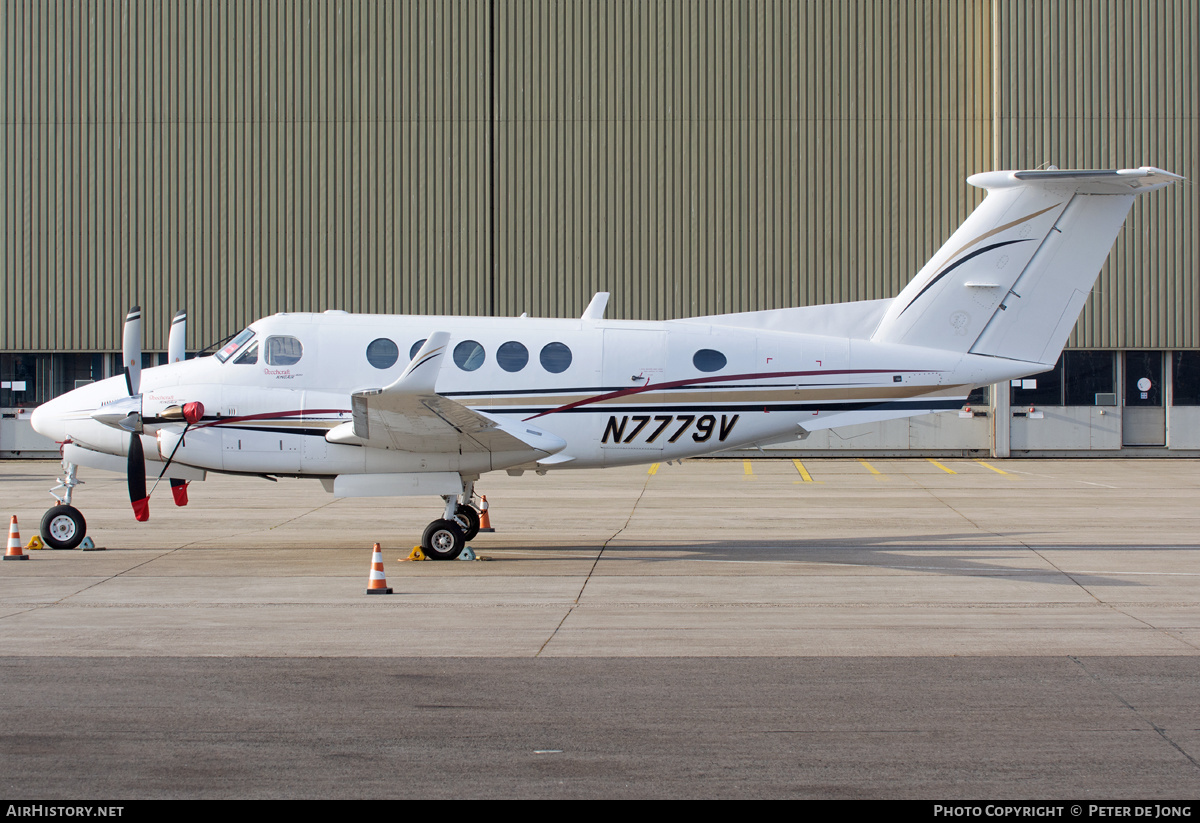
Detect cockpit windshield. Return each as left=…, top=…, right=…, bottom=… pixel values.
left=216, top=328, right=256, bottom=363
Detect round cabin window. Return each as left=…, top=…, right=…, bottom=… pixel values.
left=539, top=342, right=572, bottom=374
left=497, top=341, right=529, bottom=372
left=453, top=340, right=486, bottom=371
left=366, top=338, right=399, bottom=369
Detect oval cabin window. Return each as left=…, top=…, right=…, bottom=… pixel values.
left=692, top=349, right=727, bottom=372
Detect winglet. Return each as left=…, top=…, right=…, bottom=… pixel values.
left=582, top=292, right=610, bottom=320
left=385, top=331, right=450, bottom=394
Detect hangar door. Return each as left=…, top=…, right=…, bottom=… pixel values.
left=1123, top=351, right=1165, bottom=446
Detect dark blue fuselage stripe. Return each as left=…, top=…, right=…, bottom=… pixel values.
left=441, top=381, right=886, bottom=397
left=482, top=399, right=965, bottom=415
left=210, top=399, right=965, bottom=435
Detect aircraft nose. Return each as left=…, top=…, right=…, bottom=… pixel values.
left=30, top=398, right=64, bottom=441
left=30, top=375, right=127, bottom=443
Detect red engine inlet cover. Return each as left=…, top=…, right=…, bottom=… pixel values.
left=183, top=401, right=205, bottom=425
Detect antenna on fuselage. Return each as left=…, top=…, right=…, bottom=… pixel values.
left=582, top=292, right=610, bottom=320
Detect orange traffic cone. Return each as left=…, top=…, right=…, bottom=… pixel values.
left=365, top=543, right=393, bottom=594
left=477, top=495, right=495, bottom=533
left=4, top=516, right=29, bottom=561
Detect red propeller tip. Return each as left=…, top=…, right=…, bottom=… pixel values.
left=132, top=498, right=150, bottom=522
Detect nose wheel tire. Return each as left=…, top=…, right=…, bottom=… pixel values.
left=422, top=519, right=465, bottom=560
left=453, top=504, right=481, bottom=542
left=40, top=505, right=87, bottom=550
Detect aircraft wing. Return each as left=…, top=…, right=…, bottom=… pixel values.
left=326, top=332, right=565, bottom=456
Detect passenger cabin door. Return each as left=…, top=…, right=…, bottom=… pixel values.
left=600, top=328, right=668, bottom=463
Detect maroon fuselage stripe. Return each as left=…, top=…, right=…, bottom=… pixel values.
left=181, top=368, right=941, bottom=428
left=521, top=368, right=934, bottom=421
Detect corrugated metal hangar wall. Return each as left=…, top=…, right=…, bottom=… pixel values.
left=3, top=0, right=1195, bottom=356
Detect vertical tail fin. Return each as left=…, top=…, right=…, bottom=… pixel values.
left=871, top=167, right=1180, bottom=365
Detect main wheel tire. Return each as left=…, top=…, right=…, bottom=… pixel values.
left=453, top=504, right=481, bottom=542
left=422, top=519, right=465, bottom=560
left=40, top=505, right=87, bottom=550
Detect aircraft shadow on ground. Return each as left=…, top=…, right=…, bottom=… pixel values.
left=481, top=532, right=1199, bottom=587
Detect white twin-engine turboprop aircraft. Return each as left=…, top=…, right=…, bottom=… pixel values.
left=31, top=167, right=1180, bottom=557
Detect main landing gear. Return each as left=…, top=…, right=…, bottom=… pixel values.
left=40, top=462, right=88, bottom=550
left=420, top=480, right=483, bottom=561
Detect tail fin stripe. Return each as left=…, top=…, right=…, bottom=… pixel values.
left=871, top=166, right=1178, bottom=358
left=942, top=202, right=1062, bottom=262
left=898, top=238, right=1032, bottom=316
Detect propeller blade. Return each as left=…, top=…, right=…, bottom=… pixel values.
left=149, top=402, right=203, bottom=504
left=123, top=306, right=142, bottom=396
left=168, top=310, right=187, bottom=363
left=128, top=433, right=149, bottom=521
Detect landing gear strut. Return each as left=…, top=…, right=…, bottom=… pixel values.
left=41, top=462, right=88, bottom=550
left=419, top=480, right=482, bottom=560
left=453, top=504, right=481, bottom=542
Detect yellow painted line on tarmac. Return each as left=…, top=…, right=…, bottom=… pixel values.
left=648, top=463, right=659, bottom=475
left=860, top=460, right=887, bottom=480
left=792, top=460, right=814, bottom=482
left=927, top=458, right=957, bottom=474
left=743, top=460, right=757, bottom=480
left=975, top=460, right=1012, bottom=476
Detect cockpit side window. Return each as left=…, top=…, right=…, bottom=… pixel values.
left=266, top=336, right=303, bottom=366
left=233, top=343, right=259, bottom=365
left=216, top=328, right=256, bottom=363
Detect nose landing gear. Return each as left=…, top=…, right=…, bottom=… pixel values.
left=41, top=505, right=87, bottom=550
left=41, top=462, right=88, bottom=550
